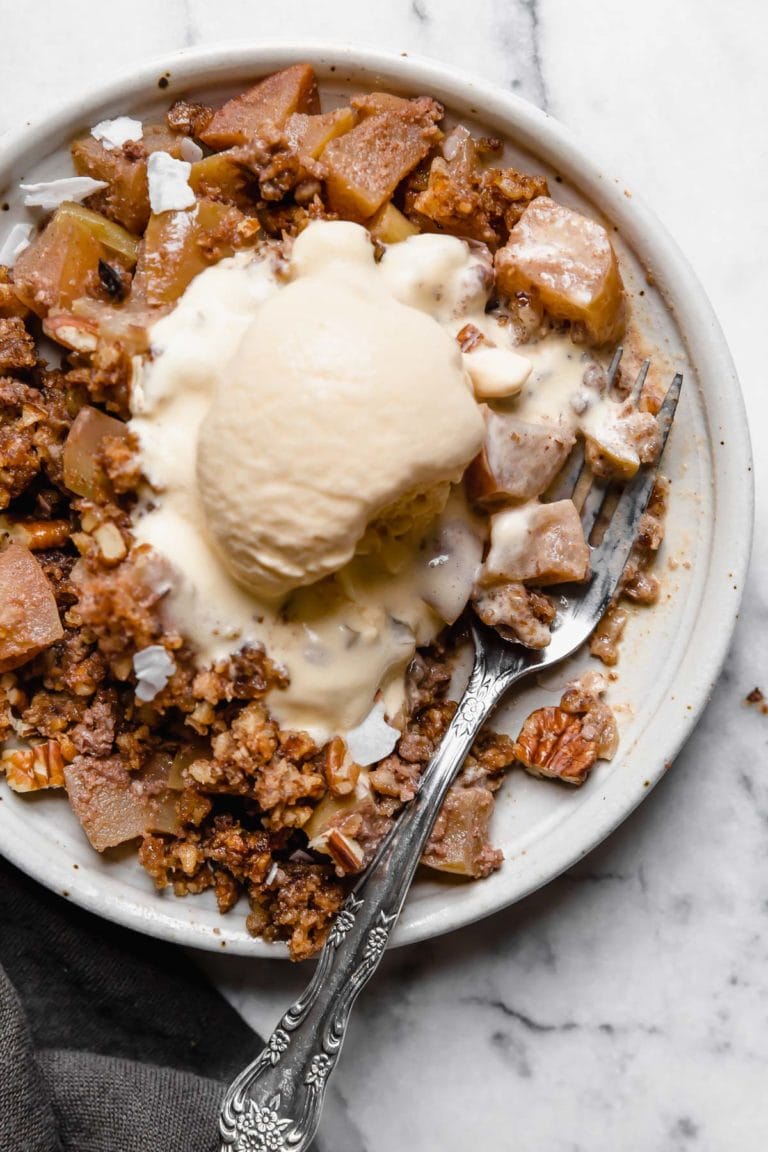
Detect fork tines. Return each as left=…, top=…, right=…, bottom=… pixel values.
left=591, top=368, right=682, bottom=563
left=550, top=354, right=681, bottom=546
left=546, top=346, right=625, bottom=504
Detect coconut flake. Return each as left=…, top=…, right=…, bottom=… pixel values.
left=0, top=222, right=34, bottom=266
left=146, top=152, right=195, bottom=214
left=20, top=177, right=108, bottom=211
left=178, top=137, right=204, bottom=163
left=346, top=701, right=400, bottom=767
left=133, top=645, right=176, bottom=702
left=91, top=116, right=143, bottom=150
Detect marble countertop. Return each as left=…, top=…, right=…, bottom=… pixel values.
left=3, top=2, right=766, bottom=1148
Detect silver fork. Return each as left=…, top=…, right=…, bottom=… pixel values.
left=219, top=360, right=682, bottom=1152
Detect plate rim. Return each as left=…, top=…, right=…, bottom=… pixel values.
left=0, top=41, right=754, bottom=956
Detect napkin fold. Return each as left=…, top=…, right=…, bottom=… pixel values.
left=0, top=857, right=264, bottom=1152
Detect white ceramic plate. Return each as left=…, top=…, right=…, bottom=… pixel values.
left=0, top=44, right=752, bottom=957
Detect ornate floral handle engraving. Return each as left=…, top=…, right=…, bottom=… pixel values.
left=219, top=628, right=527, bottom=1152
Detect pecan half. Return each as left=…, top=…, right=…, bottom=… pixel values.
left=1, top=739, right=65, bottom=792
left=513, top=688, right=618, bottom=786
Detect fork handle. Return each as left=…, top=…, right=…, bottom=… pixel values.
left=219, top=631, right=527, bottom=1152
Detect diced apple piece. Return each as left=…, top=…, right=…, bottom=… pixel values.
left=0, top=543, right=63, bottom=672
left=322, top=104, right=442, bottom=219
left=14, top=202, right=137, bottom=318
left=495, top=197, right=626, bottom=345
left=55, top=201, right=140, bottom=265
left=369, top=200, right=420, bottom=244
left=13, top=210, right=102, bottom=317
left=200, top=64, right=320, bottom=149
left=352, top=92, right=425, bottom=118
left=285, top=107, right=357, bottom=160
left=188, top=150, right=252, bottom=207
left=462, top=346, right=532, bottom=400
left=64, top=750, right=180, bottom=852
left=131, top=198, right=259, bottom=307
left=63, top=405, right=131, bottom=499
left=467, top=408, right=576, bottom=505
left=72, top=135, right=147, bottom=231
left=480, top=500, right=590, bottom=586
left=72, top=125, right=187, bottom=233
left=422, top=785, right=501, bottom=878
left=583, top=407, right=660, bottom=481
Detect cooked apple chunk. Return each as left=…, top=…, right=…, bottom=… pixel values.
left=188, top=150, right=252, bottom=208
left=284, top=107, right=357, bottom=161
left=467, top=408, right=576, bottom=505
left=55, top=201, right=140, bottom=264
left=131, top=198, right=259, bottom=306
left=200, top=64, right=320, bottom=149
left=584, top=406, right=660, bottom=480
left=63, top=405, right=132, bottom=500
left=462, top=346, right=532, bottom=400
left=479, top=500, right=590, bottom=586
left=64, top=751, right=181, bottom=852
left=495, top=197, right=626, bottom=345
left=369, top=200, right=420, bottom=244
left=0, top=543, right=63, bottom=672
left=13, top=202, right=138, bottom=318
left=322, top=99, right=442, bottom=219
left=422, top=785, right=502, bottom=878
left=14, top=209, right=101, bottom=317
left=72, top=125, right=187, bottom=233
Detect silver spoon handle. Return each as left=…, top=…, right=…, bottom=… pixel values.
left=219, top=634, right=527, bottom=1152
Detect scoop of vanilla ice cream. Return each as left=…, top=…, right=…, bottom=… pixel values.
left=196, top=222, right=484, bottom=599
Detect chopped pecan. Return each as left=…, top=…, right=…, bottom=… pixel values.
left=43, top=312, right=99, bottom=353
left=0, top=517, right=70, bottom=550
left=405, top=647, right=452, bottom=713
left=513, top=688, right=618, bottom=786
left=247, top=862, right=345, bottom=961
left=1, top=739, right=65, bottom=791
left=326, top=828, right=365, bottom=874
left=166, top=99, right=214, bottom=137
left=0, top=316, right=36, bottom=372
left=472, top=581, right=555, bottom=648
left=66, top=342, right=134, bottom=418
left=324, top=736, right=359, bottom=796
left=0, top=268, right=29, bottom=320
left=456, top=322, right=487, bottom=353
left=407, top=126, right=548, bottom=247
left=620, top=476, right=668, bottom=605
left=589, top=604, right=629, bottom=667
left=368, top=754, right=422, bottom=803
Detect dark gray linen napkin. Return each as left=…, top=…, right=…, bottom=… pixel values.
left=0, top=857, right=265, bottom=1152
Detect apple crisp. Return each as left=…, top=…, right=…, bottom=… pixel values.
left=0, top=64, right=668, bottom=957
